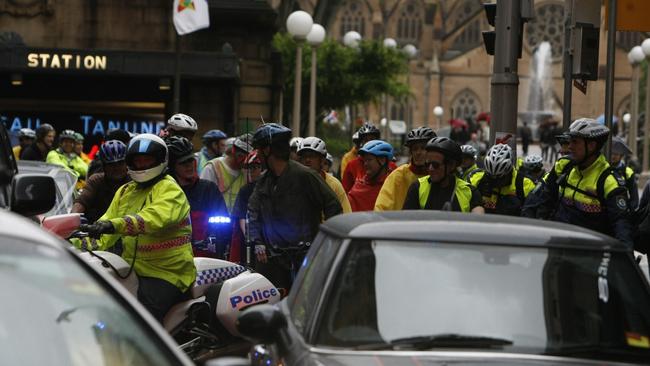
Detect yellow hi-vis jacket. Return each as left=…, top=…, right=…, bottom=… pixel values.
left=46, top=148, right=88, bottom=179
left=374, top=163, right=425, bottom=211
left=74, top=175, right=196, bottom=292
left=417, top=176, right=473, bottom=212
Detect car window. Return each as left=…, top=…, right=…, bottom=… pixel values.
left=315, top=240, right=650, bottom=361
left=288, top=233, right=342, bottom=337
left=0, top=238, right=180, bottom=365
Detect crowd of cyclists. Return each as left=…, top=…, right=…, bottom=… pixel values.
left=9, top=112, right=650, bottom=322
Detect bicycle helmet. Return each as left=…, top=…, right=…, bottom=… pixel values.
left=425, top=137, right=462, bottom=163
left=233, top=135, right=253, bottom=153
left=35, top=123, right=55, bottom=141
left=224, top=137, right=236, bottom=151
left=611, top=136, right=632, bottom=155
left=523, top=154, right=543, bottom=172
left=167, top=113, right=198, bottom=132
left=100, top=140, right=127, bottom=164
left=568, top=118, right=609, bottom=141
left=555, top=133, right=570, bottom=145
left=106, top=129, right=131, bottom=144
left=484, top=144, right=513, bottom=178
left=460, top=145, right=478, bottom=160
left=325, top=153, right=334, bottom=166
left=59, top=129, right=77, bottom=141
left=74, top=132, right=84, bottom=143
left=126, top=134, right=168, bottom=183
left=406, top=127, right=436, bottom=146
left=18, top=128, right=36, bottom=139
left=297, top=136, right=327, bottom=156
left=290, top=137, right=304, bottom=150
left=252, top=123, right=292, bottom=148
left=358, top=123, right=381, bottom=138
left=166, top=135, right=195, bottom=164
left=359, top=140, right=394, bottom=160
left=202, top=129, right=227, bottom=144
left=352, top=132, right=360, bottom=144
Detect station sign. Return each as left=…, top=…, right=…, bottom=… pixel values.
left=26, top=52, right=108, bottom=71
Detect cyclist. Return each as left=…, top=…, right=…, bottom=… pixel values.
left=610, top=136, right=639, bottom=209
left=13, top=128, right=35, bottom=160
left=469, top=144, right=535, bottom=216
left=289, top=137, right=303, bottom=161
left=298, top=136, right=352, bottom=213
left=165, top=113, right=198, bottom=141
left=522, top=119, right=633, bottom=247
left=197, top=129, right=228, bottom=175
left=374, top=127, right=436, bottom=211
left=248, top=123, right=341, bottom=291
left=72, top=140, right=130, bottom=224
left=348, top=140, right=394, bottom=212
left=340, top=131, right=361, bottom=177
left=556, top=132, right=571, bottom=158
left=21, top=123, right=55, bottom=162
left=342, top=123, right=396, bottom=192
left=88, top=128, right=132, bottom=178
left=46, top=129, right=88, bottom=180
left=323, top=153, right=334, bottom=173
left=458, top=145, right=482, bottom=181
left=521, top=154, right=545, bottom=183
left=200, top=134, right=253, bottom=213
left=74, top=132, right=91, bottom=164
left=403, top=137, right=484, bottom=213
left=167, top=136, right=229, bottom=258
left=75, top=134, right=196, bottom=322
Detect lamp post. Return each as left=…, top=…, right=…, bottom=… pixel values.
left=286, top=10, right=313, bottom=137
left=433, top=106, right=444, bottom=131
left=383, top=38, right=397, bottom=126
left=343, top=31, right=362, bottom=137
left=383, top=38, right=397, bottom=49
left=403, top=44, right=418, bottom=131
left=628, top=45, right=645, bottom=158
left=306, top=24, right=326, bottom=137
left=641, top=39, right=650, bottom=173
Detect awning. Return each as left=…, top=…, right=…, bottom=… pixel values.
left=389, top=120, right=407, bottom=135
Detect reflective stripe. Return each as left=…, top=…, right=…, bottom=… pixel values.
left=138, top=235, right=191, bottom=253
left=561, top=197, right=603, bottom=213
left=135, top=214, right=145, bottom=233
left=195, top=265, right=247, bottom=286
left=124, top=216, right=136, bottom=235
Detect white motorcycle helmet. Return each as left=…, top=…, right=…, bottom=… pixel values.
left=167, top=113, right=198, bottom=132
left=126, top=134, right=168, bottom=183
left=297, top=136, right=327, bottom=156
left=484, top=144, right=513, bottom=178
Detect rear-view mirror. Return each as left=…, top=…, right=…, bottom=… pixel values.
left=10, top=173, right=56, bottom=217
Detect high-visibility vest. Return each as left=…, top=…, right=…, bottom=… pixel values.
left=417, top=176, right=473, bottom=212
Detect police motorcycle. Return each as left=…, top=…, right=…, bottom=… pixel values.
left=42, top=212, right=281, bottom=361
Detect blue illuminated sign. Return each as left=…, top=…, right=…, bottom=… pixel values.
left=1, top=113, right=165, bottom=136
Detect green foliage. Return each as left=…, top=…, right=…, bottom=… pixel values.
left=272, top=32, right=410, bottom=134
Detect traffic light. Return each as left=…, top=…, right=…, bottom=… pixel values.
left=482, top=3, right=496, bottom=56
left=570, top=0, right=601, bottom=81
left=482, top=1, right=533, bottom=59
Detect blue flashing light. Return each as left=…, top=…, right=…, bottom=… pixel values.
left=266, top=360, right=271, bottom=366
left=302, top=256, right=308, bottom=268
left=94, top=321, right=106, bottom=330
left=208, top=216, right=231, bottom=224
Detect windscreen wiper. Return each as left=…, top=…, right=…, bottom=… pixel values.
left=356, top=333, right=513, bottom=350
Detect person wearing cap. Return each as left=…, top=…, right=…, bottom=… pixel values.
left=197, top=129, right=228, bottom=175
left=374, top=127, right=436, bottom=211
left=73, top=132, right=91, bottom=165
left=46, top=129, right=88, bottom=180
left=458, top=144, right=482, bottom=181
left=200, top=134, right=253, bottom=213
left=403, top=137, right=484, bottom=213
left=248, top=123, right=341, bottom=291
left=72, top=140, right=131, bottom=225
left=167, top=136, right=229, bottom=258
left=340, top=131, right=361, bottom=178
left=21, top=123, right=55, bottom=162
left=13, top=128, right=35, bottom=160
left=610, top=136, right=639, bottom=209
left=348, top=140, right=394, bottom=212
left=298, top=137, right=351, bottom=213
left=522, top=118, right=633, bottom=247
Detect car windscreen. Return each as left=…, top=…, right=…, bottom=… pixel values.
left=315, top=240, right=650, bottom=362
left=0, top=237, right=179, bottom=365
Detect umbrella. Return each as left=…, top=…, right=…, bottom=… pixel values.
left=450, top=119, right=468, bottom=129
left=596, top=114, right=619, bottom=125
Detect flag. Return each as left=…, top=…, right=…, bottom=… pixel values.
left=173, top=0, right=210, bottom=36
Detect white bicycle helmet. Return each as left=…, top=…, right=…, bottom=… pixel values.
left=297, top=136, right=327, bottom=156
left=167, top=113, right=198, bottom=132
left=233, top=135, right=253, bottom=153
left=523, top=154, right=543, bottom=171
left=126, top=134, right=168, bottom=183
left=19, top=128, right=36, bottom=139
left=290, top=137, right=304, bottom=150
left=484, top=144, right=513, bottom=178
left=460, top=145, right=478, bottom=160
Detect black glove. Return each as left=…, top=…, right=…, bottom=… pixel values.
left=80, top=221, right=115, bottom=238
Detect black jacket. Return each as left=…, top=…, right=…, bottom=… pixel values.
left=248, top=160, right=342, bottom=249
left=20, top=143, right=47, bottom=161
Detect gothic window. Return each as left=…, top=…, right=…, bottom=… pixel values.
left=339, top=0, right=367, bottom=38
left=396, top=0, right=423, bottom=45
left=445, top=1, right=483, bottom=57
left=451, top=89, right=481, bottom=120
left=618, top=32, right=644, bottom=52
left=525, top=2, right=564, bottom=61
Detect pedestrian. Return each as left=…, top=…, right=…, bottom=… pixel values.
left=519, top=121, right=532, bottom=156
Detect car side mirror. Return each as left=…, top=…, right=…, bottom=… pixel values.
left=237, top=304, right=287, bottom=344
left=10, top=173, right=56, bottom=217
left=204, top=357, right=251, bottom=366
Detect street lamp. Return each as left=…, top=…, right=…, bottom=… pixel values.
left=306, top=23, right=326, bottom=137
left=403, top=44, right=418, bottom=131
left=287, top=10, right=313, bottom=137
left=628, top=45, right=645, bottom=159
left=641, top=39, right=650, bottom=173
left=383, top=38, right=397, bottom=49
left=343, top=31, right=361, bottom=49
left=433, top=106, right=444, bottom=130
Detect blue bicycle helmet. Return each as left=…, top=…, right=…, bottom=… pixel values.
left=202, top=129, right=227, bottom=144
left=252, top=123, right=292, bottom=148
left=100, top=140, right=127, bottom=164
left=359, top=140, right=394, bottom=160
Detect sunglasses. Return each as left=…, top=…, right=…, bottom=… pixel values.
left=425, top=160, right=444, bottom=169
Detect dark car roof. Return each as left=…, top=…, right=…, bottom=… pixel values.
left=320, top=211, right=626, bottom=251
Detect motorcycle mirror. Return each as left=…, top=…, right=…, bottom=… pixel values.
left=10, top=173, right=56, bottom=217
left=236, top=304, right=287, bottom=344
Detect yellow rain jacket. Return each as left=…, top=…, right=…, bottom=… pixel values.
left=374, top=164, right=425, bottom=211
left=340, top=146, right=358, bottom=177
left=46, top=148, right=88, bottom=179
left=73, top=175, right=196, bottom=292
left=324, top=172, right=352, bottom=213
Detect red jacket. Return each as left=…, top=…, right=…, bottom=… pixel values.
left=342, top=156, right=397, bottom=193
left=348, top=173, right=390, bottom=212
